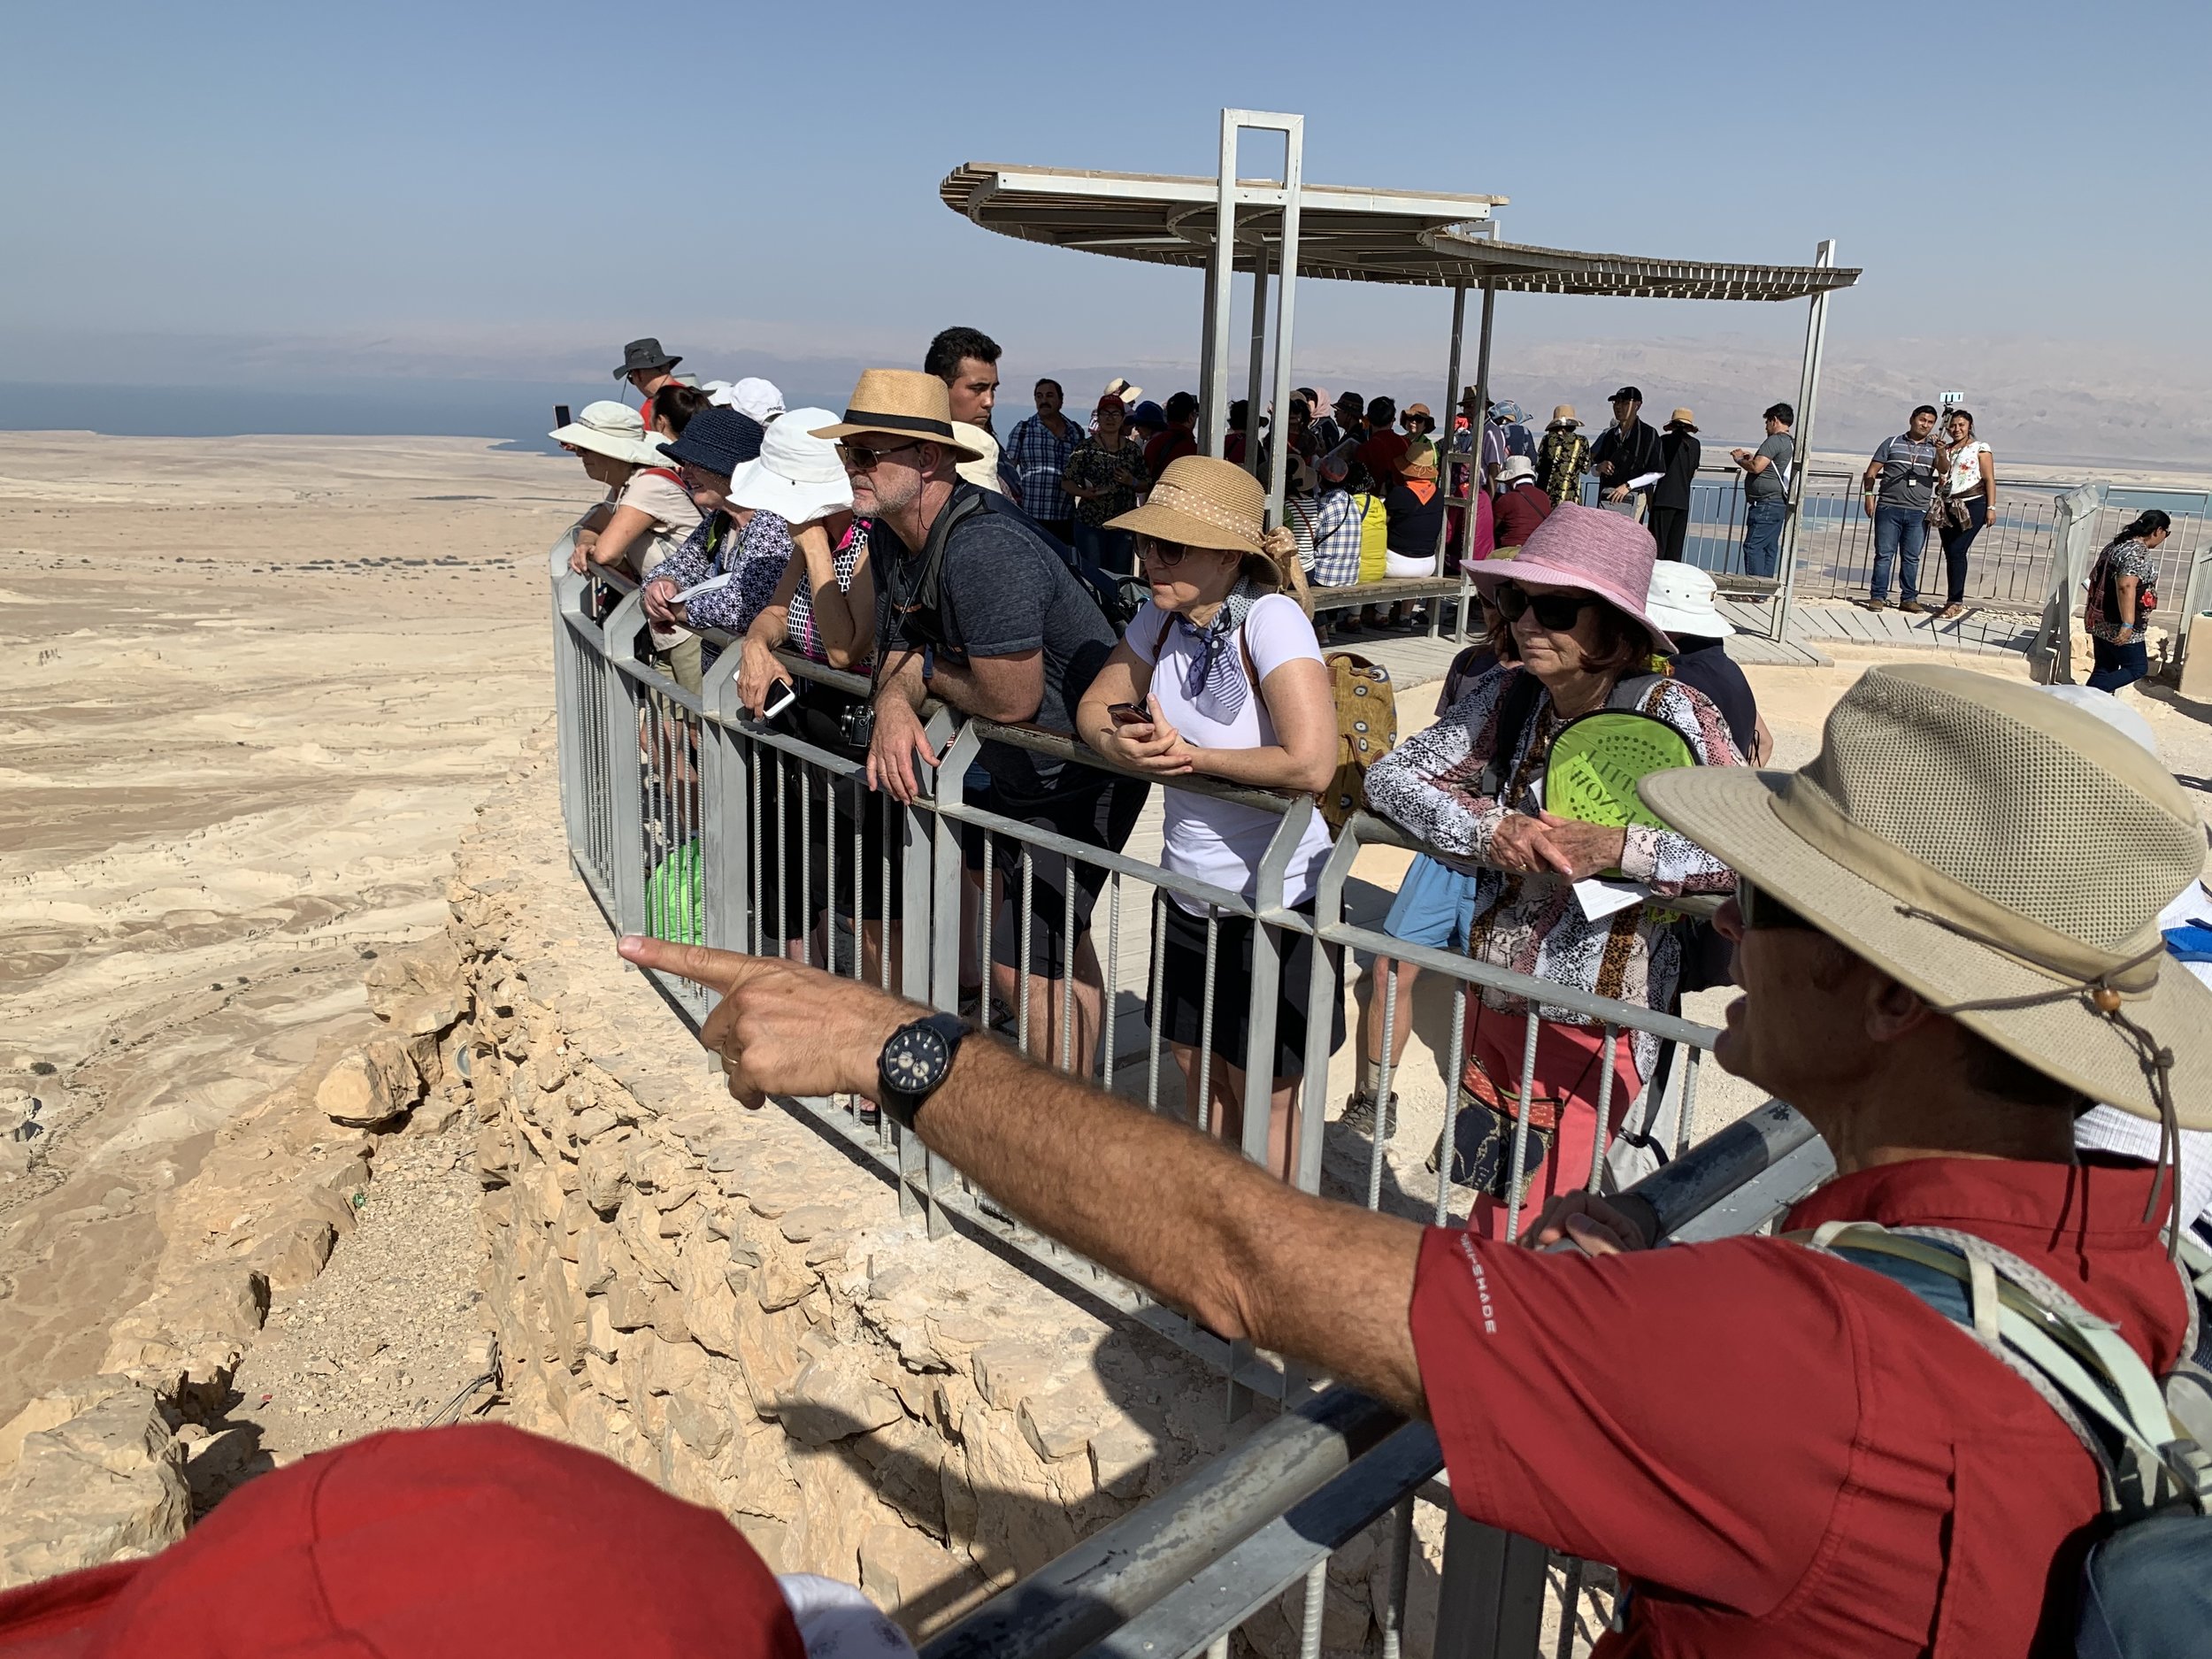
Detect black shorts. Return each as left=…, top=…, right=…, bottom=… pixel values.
left=1150, top=900, right=1346, bottom=1080
left=978, top=777, right=1148, bottom=979
left=749, top=734, right=902, bottom=944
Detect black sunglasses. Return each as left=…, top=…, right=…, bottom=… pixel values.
left=1137, top=536, right=1194, bottom=569
left=837, top=438, right=925, bottom=472
left=1490, top=581, right=1595, bottom=631
left=1740, top=881, right=1815, bottom=932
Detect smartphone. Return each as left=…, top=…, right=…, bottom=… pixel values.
left=553, top=403, right=572, bottom=429
left=1106, top=703, right=1148, bottom=727
left=760, top=680, right=800, bottom=723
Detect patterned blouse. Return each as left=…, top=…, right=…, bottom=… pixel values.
left=650, top=508, right=795, bottom=638
left=1363, top=664, right=1743, bottom=1076
left=786, top=519, right=872, bottom=669
left=1063, top=436, right=1148, bottom=527
left=2086, top=537, right=2156, bottom=643
left=1537, top=429, right=1591, bottom=506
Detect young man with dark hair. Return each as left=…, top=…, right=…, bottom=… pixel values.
left=1355, top=396, right=1407, bottom=484
left=1000, top=378, right=1082, bottom=546
left=1730, top=403, right=1795, bottom=582
left=1860, top=403, right=1942, bottom=613
left=812, top=370, right=1142, bottom=1073
left=633, top=661, right=2210, bottom=1659
left=924, top=326, right=1005, bottom=495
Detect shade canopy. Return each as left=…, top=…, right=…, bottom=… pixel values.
left=941, top=162, right=1860, bottom=301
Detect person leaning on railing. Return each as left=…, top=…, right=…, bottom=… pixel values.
left=723, top=410, right=899, bottom=979
left=625, top=662, right=2212, bottom=1658
left=1361, top=504, right=1743, bottom=1238
left=639, top=408, right=793, bottom=651
left=554, top=401, right=705, bottom=692
left=1075, top=456, right=1343, bottom=1181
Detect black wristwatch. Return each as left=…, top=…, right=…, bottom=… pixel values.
left=875, top=1012, right=966, bottom=1133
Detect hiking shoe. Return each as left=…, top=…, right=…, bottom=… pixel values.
left=1898, top=600, right=1925, bottom=615
left=1340, top=1089, right=1398, bottom=1140
left=1937, top=603, right=1965, bottom=620
left=1858, top=598, right=1888, bottom=612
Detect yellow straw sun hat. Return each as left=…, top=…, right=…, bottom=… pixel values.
left=809, top=369, right=984, bottom=462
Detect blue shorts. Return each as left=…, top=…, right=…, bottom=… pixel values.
left=1382, top=854, right=1480, bottom=951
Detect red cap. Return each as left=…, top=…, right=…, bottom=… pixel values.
left=0, top=1425, right=805, bottom=1659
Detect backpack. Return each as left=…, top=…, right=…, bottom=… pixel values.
left=1150, top=610, right=1396, bottom=832
left=1802, top=1221, right=2212, bottom=1657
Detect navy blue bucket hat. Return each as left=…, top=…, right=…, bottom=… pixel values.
left=659, top=408, right=764, bottom=476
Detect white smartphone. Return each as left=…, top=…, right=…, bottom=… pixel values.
left=760, top=680, right=800, bottom=722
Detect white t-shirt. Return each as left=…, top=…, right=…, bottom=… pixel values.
left=1944, top=439, right=1990, bottom=498
left=1128, top=593, right=1336, bottom=914
left=619, top=469, right=703, bottom=648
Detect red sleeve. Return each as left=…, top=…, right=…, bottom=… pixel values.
left=1409, top=1227, right=1862, bottom=1617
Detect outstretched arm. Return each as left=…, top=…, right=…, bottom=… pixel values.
left=618, top=940, right=1428, bottom=1417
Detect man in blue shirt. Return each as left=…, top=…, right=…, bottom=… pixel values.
left=1000, top=379, right=1084, bottom=548
left=1860, top=404, right=1940, bottom=613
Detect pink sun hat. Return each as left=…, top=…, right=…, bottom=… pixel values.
left=1467, top=502, right=1678, bottom=652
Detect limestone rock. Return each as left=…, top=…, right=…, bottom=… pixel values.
left=247, top=1217, right=337, bottom=1290
left=780, top=1356, right=903, bottom=1447
left=315, top=1037, right=424, bottom=1128
left=858, top=1522, right=985, bottom=1636
left=969, top=1339, right=1057, bottom=1411
left=579, top=1141, right=630, bottom=1216
left=0, top=1377, right=135, bottom=1471
left=0, top=1389, right=188, bottom=1589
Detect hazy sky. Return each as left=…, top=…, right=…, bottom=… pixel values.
left=4, top=1, right=2206, bottom=453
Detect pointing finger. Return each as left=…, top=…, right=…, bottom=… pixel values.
left=618, top=935, right=766, bottom=995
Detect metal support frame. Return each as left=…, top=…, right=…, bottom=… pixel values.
left=1435, top=283, right=1468, bottom=579
left=1198, top=108, right=1304, bottom=526
left=1771, top=239, right=1837, bottom=646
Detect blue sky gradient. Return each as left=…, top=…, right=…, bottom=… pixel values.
left=4, top=2, right=2205, bottom=459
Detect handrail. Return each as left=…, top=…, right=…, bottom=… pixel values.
left=920, top=1094, right=1824, bottom=1659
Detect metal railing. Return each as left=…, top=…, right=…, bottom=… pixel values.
left=547, top=527, right=1847, bottom=1657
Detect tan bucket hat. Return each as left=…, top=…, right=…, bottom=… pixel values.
left=1641, top=663, right=2212, bottom=1125
left=1666, top=408, right=1698, bottom=431
left=809, top=369, right=984, bottom=462
left=1550, top=404, right=1579, bottom=427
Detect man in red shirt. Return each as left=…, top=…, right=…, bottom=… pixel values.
left=626, top=662, right=2210, bottom=1656
left=1144, top=391, right=1200, bottom=483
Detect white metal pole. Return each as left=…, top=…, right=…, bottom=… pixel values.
left=1772, top=240, right=1836, bottom=648
left=1459, top=280, right=1496, bottom=568
left=1263, top=118, right=1303, bottom=528
left=1436, top=282, right=1467, bottom=576
left=1243, top=250, right=1270, bottom=470
left=1204, top=110, right=1239, bottom=458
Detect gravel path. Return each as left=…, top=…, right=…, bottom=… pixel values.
left=216, top=1114, right=494, bottom=1487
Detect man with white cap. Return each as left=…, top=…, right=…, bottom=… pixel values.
left=710, top=377, right=785, bottom=426
left=626, top=658, right=2212, bottom=1655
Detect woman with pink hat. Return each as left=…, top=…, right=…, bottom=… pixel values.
left=1363, top=504, right=1743, bottom=1237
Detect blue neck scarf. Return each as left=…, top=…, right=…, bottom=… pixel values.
left=1179, top=579, right=1260, bottom=721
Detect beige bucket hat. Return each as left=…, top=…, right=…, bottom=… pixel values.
left=809, top=369, right=984, bottom=462
left=1641, top=663, right=2212, bottom=1125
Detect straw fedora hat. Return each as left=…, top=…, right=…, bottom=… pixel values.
left=1641, top=663, right=2212, bottom=1126
left=549, top=400, right=666, bottom=468
left=809, top=370, right=984, bottom=462
left=1106, top=456, right=1308, bottom=607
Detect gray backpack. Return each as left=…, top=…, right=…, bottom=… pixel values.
left=1804, top=1222, right=2212, bottom=1657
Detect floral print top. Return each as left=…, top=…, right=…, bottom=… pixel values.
left=1362, top=664, right=1743, bottom=1076
left=1062, top=436, right=1148, bottom=528
left=651, top=508, right=795, bottom=638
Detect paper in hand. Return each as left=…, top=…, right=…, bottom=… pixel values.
left=1572, top=878, right=1649, bottom=922
left=673, top=572, right=733, bottom=603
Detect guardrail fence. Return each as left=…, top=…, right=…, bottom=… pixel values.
left=546, top=526, right=1852, bottom=1656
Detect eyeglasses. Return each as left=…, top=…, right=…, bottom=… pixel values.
left=1739, top=881, right=1816, bottom=933
left=1490, top=581, right=1595, bottom=631
left=1137, top=537, right=1193, bottom=569
left=837, top=439, right=925, bottom=472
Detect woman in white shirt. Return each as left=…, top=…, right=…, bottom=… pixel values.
left=1935, top=409, right=1996, bottom=620
left=554, top=399, right=705, bottom=690
left=1078, top=457, right=1342, bottom=1179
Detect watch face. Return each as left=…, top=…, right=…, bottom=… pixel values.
left=882, top=1023, right=951, bottom=1096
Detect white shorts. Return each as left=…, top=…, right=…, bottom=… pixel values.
left=1383, top=552, right=1436, bottom=579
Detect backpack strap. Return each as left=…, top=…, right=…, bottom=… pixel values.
left=1473, top=668, right=1547, bottom=803
left=1801, top=1222, right=2211, bottom=1517
left=1605, top=671, right=1670, bottom=713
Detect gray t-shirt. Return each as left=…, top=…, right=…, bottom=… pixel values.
left=873, top=488, right=1117, bottom=797
left=1871, top=434, right=1939, bottom=511
left=1745, top=432, right=1793, bottom=501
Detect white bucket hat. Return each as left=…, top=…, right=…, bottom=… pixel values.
left=549, top=400, right=666, bottom=468
left=727, top=406, right=854, bottom=525
left=1644, top=560, right=1733, bottom=640
left=711, top=377, right=786, bottom=424
left=1498, top=454, right=1538, bottom=485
